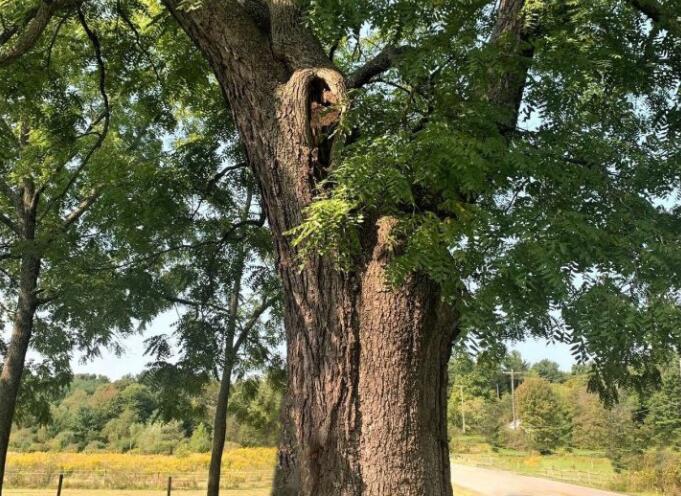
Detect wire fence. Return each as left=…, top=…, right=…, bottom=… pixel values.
left=4, top=468, right=274, bottom=494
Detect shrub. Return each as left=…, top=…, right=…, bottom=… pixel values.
left=189, top=423, right=211, bottom=453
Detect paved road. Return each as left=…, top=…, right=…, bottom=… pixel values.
left=451, top=464, right=626, bottom=496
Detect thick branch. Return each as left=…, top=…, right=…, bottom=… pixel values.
left=347, top=45, right=411, bottom=89
left=487, top=0, right=534, bottom=136
left=627, top=0, right=681, bottom=38
left=266, top=0, right=330, bottom=70
left=0, top=0, right=81, bottom=66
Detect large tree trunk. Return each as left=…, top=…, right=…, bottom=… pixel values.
left=160, top=1, right=527, bottom=494
left=163, top=3, right=458, bottom=494
left=273, top=218, right=457, bottom=496
left=0, top=183, right=40, bottom=496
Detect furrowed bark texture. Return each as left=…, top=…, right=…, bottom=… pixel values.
left=161, top=0, right=528, bottom=494
left=0, top=184, right=41, bottom=496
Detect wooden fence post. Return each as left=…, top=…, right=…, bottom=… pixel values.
left=167, top=476, right=172, bottom=496
left=56, top=473, right=64, bottom=496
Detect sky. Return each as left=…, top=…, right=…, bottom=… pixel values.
left=68, top=310, right=577, bottom=380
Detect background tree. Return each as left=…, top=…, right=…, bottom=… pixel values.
left=530, top=360, right=566, bottom=384
left=0, top=1, right=171, bottom=487
left=516, top=377, right=571, bottom=454
left=144, top=171, right=282, bottom=496
left=0, top=0, right=238, bottom=488
left=645, top=361, right=681, bottom=449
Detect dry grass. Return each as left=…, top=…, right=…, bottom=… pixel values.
left=4, top=490, right=270, bottom=496
left=5, top=488, right=477, bottom=496
left=6, top=449, right=276, bottom=472
left=4, top=450, right=276, bottom=491
left=452, top=484, right=482, bottom=496
left=3, top=450, right=483, bottom=495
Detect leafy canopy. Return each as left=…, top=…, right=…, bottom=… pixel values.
left=292, top=0, right=681, bottom=399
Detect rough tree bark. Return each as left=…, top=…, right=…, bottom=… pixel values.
left=157, top=1, right=530, bottom=494
left=0, top=180, right=41, bottom=496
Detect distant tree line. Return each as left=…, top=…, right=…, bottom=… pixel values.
left=9, top=373, right=283, bottom=455
left=448, top=350, right=681, bottom=466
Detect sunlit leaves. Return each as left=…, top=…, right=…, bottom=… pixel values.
left=291, top=0, right=681, bottom=397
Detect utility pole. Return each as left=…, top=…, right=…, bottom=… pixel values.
left=458, top=385, right=466, bottom=433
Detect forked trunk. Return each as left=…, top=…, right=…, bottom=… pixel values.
left=162, top=2, right=459, bottom=494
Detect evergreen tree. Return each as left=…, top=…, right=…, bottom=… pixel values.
left=646, top=364, right=681, bottom=449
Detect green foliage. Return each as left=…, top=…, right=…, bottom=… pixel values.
left=645, top=363, right=681, bottom=449
left=0, top=0, right=218, bottom=423
left=530, top=359, right=566, bottom=383
left=292, top=0, right=681, bottom=399
left=227, top=373, right=284, bottom=447
left=188, top=423, right=211, bottom=453
left=9, top=372, right=282, bottom=453
left=515, top=377, right=571, bottom=453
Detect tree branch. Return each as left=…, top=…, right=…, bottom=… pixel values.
left=233, top=295, right=276, bottom=354
left=627, top=0, right=681, bottom=38
left=0, top=0, right=81, bottom=66
left=91, top=215, right=267, bottom=272
left=39, top=8, right=110, bottom=219
left=161, top=293, right=230, bottom=315
left=487, top=0, right=535, bottom=137
left=206, top=162, right=248, bottom=192
left=347, top=45, right=411, bottom=89
left=61, top=186, right=101, bottom=228
left=0, top=213, right=20, bottom=235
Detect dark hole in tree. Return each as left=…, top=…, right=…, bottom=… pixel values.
left=308, top=77, right=339, bottom=185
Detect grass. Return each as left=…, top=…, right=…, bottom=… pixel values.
left=452, top=485, right=482, bottom=496
left=3, top=491, right=270, bottom=496
left=5, top=486, right=480, bottom=496
left=4, top=450, right=276, bottom=491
